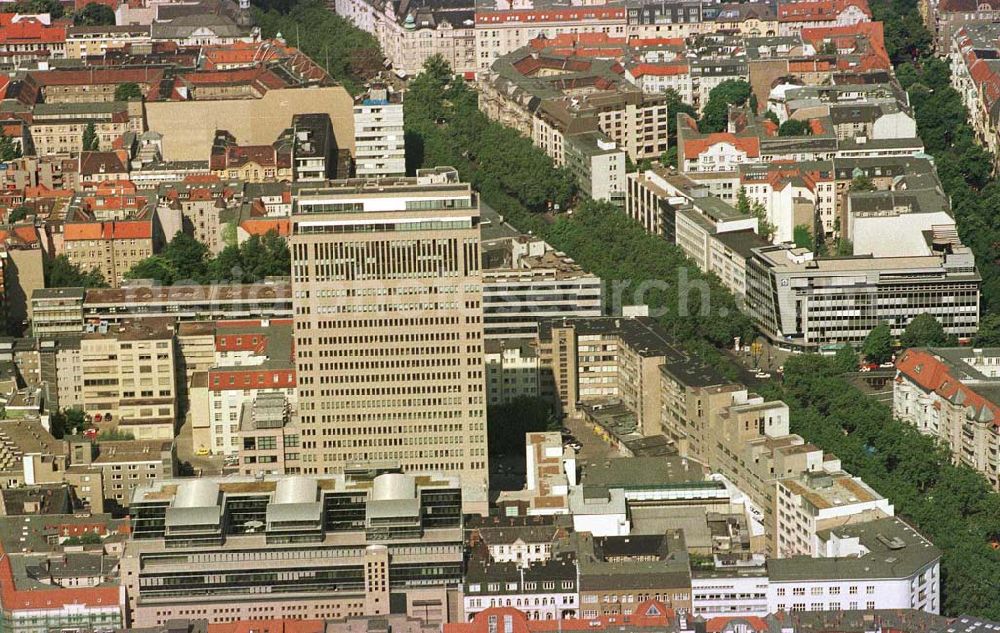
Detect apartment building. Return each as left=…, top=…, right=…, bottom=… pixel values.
left=77, top=318, right=177, bottom=440
left=81, top=282, right=293, bottom=325
left=39, top=335, right=84, bottom=410
left=122, top=471, right=465, bottom=626
left=481, top=47, right=669, bottom=163
left=30, top=288, right=85, bottom=337
left=625, top=167, right=767, bottom=302
left=0, top=419, right=67, bottom=489
left=237, top=391, right=302, bottom=476
left=334, top=0, right=476, bottom=76
left=894, top=347, right=1000, bottom=489
left=354, top=85, right=405, bottom=179
left=64, top=25, right=152, bottom=58
left=28, top=101, right=142, bottom=156
left=745, top=244, right=980, bottom=348
left=481, top=246, right=602, bottom=339
left=200, top=319, right=296, bottom=456
left=564, top=131, right=626, bottom=204
left=463, top=550, right=579, bottom=620
left=485, top=339, right=540, bottom=405
left=768, top=517, right=940, bottom=614
left=62, top=218, right=155, bottom=288
left=775, top=468, right=893, bottom=558
left=626, top=0, right=705, bottom=40
left=156, top=179, right=242, bottom=255
left=537, top=316, right=680, bottom=433
left=474, top=3, right=626, bottom=73
left=66, top=437, right=176, bottom=510
left=290, top=168, right=488, bottom=512
left=561, top=531, right=693, bottom=616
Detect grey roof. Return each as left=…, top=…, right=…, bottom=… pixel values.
left=768, top=517, right=941, bottom=581
left=151, top=14, right=245, bottom=39
left=579, top=455, right=706, bottom=490
left=566, top=530, right=692, bottom=590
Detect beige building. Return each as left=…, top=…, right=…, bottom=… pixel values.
left=485, top=339, right=540, bottom=406
left=237, top=391, right=301, bottom=476
left=77, top=318, right=177, bottom=440
left=122, top=472, right=465, bottom=626
left=537, top=316, right=684, bottom=434
left=475, top=5, right=627, bottom=73
left=62, top=218, right=155, bottom=288
left=64, top=25, right=152, bottom=58
left=290, top=167, right=488, bottom=513
left=31, top=288, right=85, bottom=337
left=775, top=467, right=893, bottom=558
left=67, top=437, right=175, bottom=510
left=0, top=419, right=67, bottom=489
left=29, top=101, right=143, bottom=156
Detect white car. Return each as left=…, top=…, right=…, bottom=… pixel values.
left=754, top=371, right=771, bottom=379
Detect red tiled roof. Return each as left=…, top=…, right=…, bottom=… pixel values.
left=64, top=223, right=103, bottom=240
left=64, top=220, right=151, bottom=241
left=0, top=16, right=67, bottom=45
left=240, top=218, right=289, bottom=237
left=683, top=133, right=760, bottom=160
left=706, top=616, right=768, bottom=633
left=628, top=62, right=689, bottom=78
left=446, top=601, right=674, bottom=633
left=476, top=7, right=625, bottom=24
left=778, top=0, right=871, bottom=21
left=895, top=349, right=1000, bottom=429
left=0, top=549, right=120, bottom=612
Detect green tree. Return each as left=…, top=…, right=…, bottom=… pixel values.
left=162, top=232, right=210, bottom=282
left=63, top=532, right=103, bottom=545
left=833, top=344, right=859, bottom=373
left=7, top=205, right=30, bottom=223
left=253, top=0, right=383, bottom=94
left=0, top=132, right=21, bottom=162
left=114, top=82, right=142, bottom=101
left=901, top=313, right=948, bottom=348
left=13, top=0, right=64, bottom=18
left=862, top=322, right=894, bottom=364
left=74, top=2, right=117, bottom=25
left=793, top=224, right=814, bottom=250
left=778, top=119, right=813, bottom=136
left=850, top=175, right=877, bottom=191
left=124, top=255, right=176, bottom=284
left=974, top=312, right=1000, bottom=346
left=44, top=255, right=108, bottom=288
left=737, top=188, right=775, bottom=241
left=763, top=110, right=780, bottom=125
left=699, top=79, right=751, bottom=133
left=82, top=123, right=99, bottom=151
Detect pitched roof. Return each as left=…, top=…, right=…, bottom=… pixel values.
left=895, top=348, right=1000, bottom=428
left=777, top=0, right=871, bottom=22
left=683, top=133, right=760, bottom=160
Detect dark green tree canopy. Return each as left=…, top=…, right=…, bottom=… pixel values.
left=699, top=80, right=752, bottom=133
left=901, top=313, right=948, bottom=348
left=44, top=255, right=108, bottom=288
left=114, top=82, right=143, bottom=101
left=862, top=322, right=894, bottom=364
left=74, top=2, right=116, bottom=25
left=778, top=119, right=813, bottom=137
left=82, top=123, right=100, bottom=151
left=13, top=0, right=64, bottom=17
left=124, top=230, right=291, bottom=285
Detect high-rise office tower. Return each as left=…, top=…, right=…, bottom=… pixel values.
left=353, top=85, right=405, bottom=178
left=290, top=167, right=488, bottom=512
